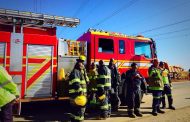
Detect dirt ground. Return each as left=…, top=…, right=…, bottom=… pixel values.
left=131, top=106, right=190, bottom=122
left=14, top=81, right=190, bottom=122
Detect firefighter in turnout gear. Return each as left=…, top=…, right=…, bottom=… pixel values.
left=68, top=60, right=87, bottom=122
left=77, top=55, right=89, bottom=84
left=125, top=63, right=144, bottom=118
left=87, top=62, right=98, bottom=112
left=0, top=66, right=20, bottom=122
left=108, top=58, right=121, bottom=112
left=148, top=59, right=165, bottom=116
left=96, top=60, right=111, bottom=119
left=159, top=62, right=175, bottom=110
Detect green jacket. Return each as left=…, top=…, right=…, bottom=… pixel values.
left=148, top=66, right=164, bottom=91
left=0, top=66, right=20, bottom=107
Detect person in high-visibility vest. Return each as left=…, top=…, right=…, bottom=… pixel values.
left=86, top=62, right=98, bottom=112
left=159, top=62, right=175, bottom=110
left=96, top=60, right=111, bottom=120
left=148, top=59, right=165, bottom=116
left=68, top=61, right=87, bottom=122
left=0, top=66, right=20, bottom=122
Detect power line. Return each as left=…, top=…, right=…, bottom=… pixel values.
left=119, top=0, right=190, bottom=31
left=81, top=0, right=105, bottom=22
left=147, top=27, right=190, bottom=37
left=156, top=32, right=190, bottom=40
left=73, top=0, right=90, bottom=17
left=135, top=18, right=190, bottom=35
left=58, top=0, right=90, bottom=37
left=70, top=0, right=105, bottom=39
left=92, top=0, right=140, bottom=28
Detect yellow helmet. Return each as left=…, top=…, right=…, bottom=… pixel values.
left=74, top=95, right=87, bottom=106
left=79, top=55, right=86, bottom=61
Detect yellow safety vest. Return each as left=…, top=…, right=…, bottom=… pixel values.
left=161, top=69, right=170, bottom=84
left=148, top=67, right=164, bottom=91
left=0, top=66, right=20, bottom=107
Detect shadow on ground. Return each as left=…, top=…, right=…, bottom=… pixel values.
left=15, top=100, right=71, bottom=122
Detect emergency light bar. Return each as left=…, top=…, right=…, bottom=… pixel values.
left=0, top=8, right=80, bottom=28
left=88, top=28, right=152, bottom=41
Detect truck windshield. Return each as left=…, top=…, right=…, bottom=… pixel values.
left=135, top=42, right=152, bottom=58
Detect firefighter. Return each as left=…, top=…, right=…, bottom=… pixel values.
left=96, top=60, right=111, bottom=119
left=0, top=66, right=20, bottom=122
left=148, top=59, right=165, bottom=116
left=125, top=63, right=144, bottom=118
left=108, top=58, right=121, bottom=112
left=68, top=61, right=87, bottom=122
left=159, top=62, right=175, bottom=110
left=87, top=62, right=98, bottom=112
left=77, top=55, right=89, bottom=85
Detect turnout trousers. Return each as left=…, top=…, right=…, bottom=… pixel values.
left=161, top=84, right=173, bottom=107
left=152, top=90, right=162, bottom=112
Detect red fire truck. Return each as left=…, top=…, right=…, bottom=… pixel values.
left=0, top=8, right=157, bottom=113
left=77, top=29, right=157, bottom=76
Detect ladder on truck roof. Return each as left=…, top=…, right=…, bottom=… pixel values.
left=0, top=8, right=80, bottom=28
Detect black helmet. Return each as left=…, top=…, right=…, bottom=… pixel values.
left=159, top=61, right=164, bottom=66
left=131, top=62, right=137, bottom=67
left=99, top=60, right=104, bottom=65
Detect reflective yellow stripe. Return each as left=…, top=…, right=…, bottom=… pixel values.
left=69, top=78, right=80, bottom=85
left=166, top=94, right=172, bottom=97
left=91, top=88, right=97, bottom=91
left=100, top=104, right=109, bottom=110
left=89, top=76, right=97, bottom=80
left=69, top=88, right=83, bottom=93
left=148, top=86, right=163, bottom=90
left=82, top=88, right=87, bottom=93
left=99, top=75, right=111, bottom=79
left=74, top=116, right=84, bottom=120
left=97, top=84, right=104, bottom=87
left=153, top=96, right=161, bottom=99
left=28, top=56, right=51, bottom=59
left=80, top=80, right=86, bottom=85
left=104, top=83, right=111, bottom=87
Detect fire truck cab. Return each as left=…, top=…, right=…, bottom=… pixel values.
left=77, top=29, right=157, bottom=77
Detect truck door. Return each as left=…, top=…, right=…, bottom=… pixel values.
left=115, top=38, right=132, bottom=74
left=26, top=45, right=53, bottom=98
left=94, top=35, right=117, bottom=65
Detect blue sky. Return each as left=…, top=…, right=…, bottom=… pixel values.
left=1, top=0, right=190, bottom=70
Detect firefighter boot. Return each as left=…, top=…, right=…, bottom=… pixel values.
left=134, top=109, right=143, bottom=117
left=128, top=110, right=136, bottom=118
left=134, top=111, right=143, bottom=117
left=152, top=108, right=158, bottom=116
left=168, top=96, right=175, bottom=110
left=157, top=106, right=165, bottom=114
